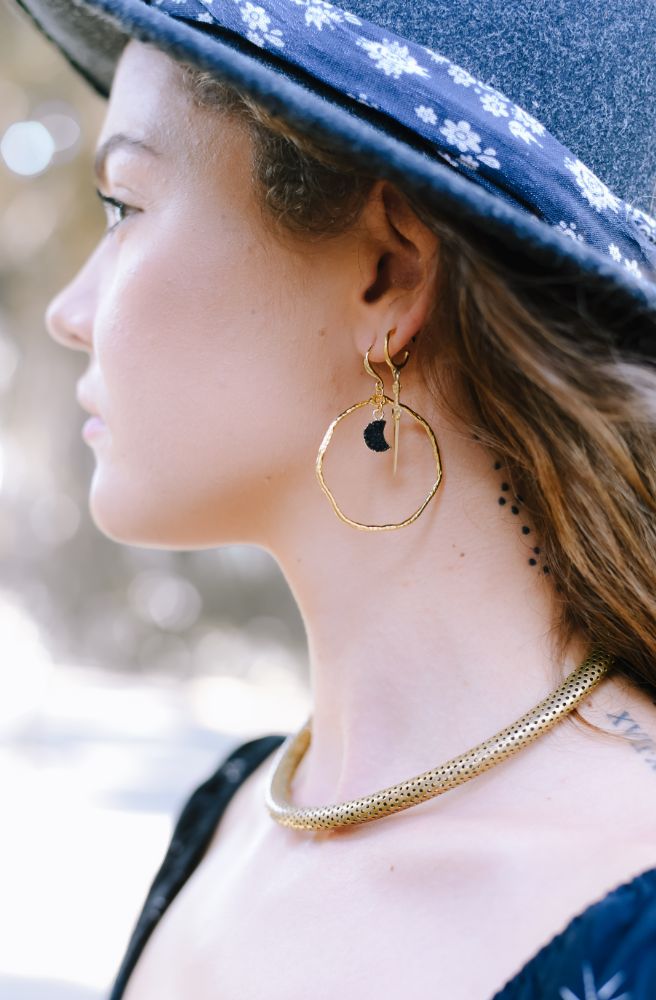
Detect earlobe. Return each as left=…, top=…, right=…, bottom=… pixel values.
left=384, top=287, right=434, bottom=360
left=361, top=274, right=438, bottom=363
left=363, top=254, right=439, bottom=362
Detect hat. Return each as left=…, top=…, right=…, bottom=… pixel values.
left=9, top=0, right=656, bottom=327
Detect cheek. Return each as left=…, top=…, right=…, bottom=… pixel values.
left=91, top=215, right=318, bottom=515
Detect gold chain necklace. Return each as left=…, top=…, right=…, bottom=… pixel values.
left=265, top=644, right=613, bottom=831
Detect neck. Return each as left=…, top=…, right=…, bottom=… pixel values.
left=265, top=396, right=603, bottom=826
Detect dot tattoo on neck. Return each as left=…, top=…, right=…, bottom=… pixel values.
left=492, top=458, right=550, bottom=576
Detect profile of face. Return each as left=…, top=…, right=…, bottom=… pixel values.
left=45, top=39, right=439, bottom=553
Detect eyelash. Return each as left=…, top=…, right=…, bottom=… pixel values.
left=95, top=189, right=134, bottom=233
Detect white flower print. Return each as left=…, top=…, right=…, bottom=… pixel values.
left=478, top=147, right=501, bottom=169
left=508, top=119, right=543, bottom=146
left=194, top=10, right=214, bottom=21
left=447, top=64, right=477, bottom=87
left=241, top=2, right=268, bottom=31
left=422, top=46, right=450, bottom=65
left=565, top=157, right=621, bottom=214
left=440, top=149, right=501, bottom=170
left=344, top=91, right=381, bottom=110
left=246, top=26, right=285, bottom=47
left=222, top=757, right=246, bottom=782
left=607, top=244, right=645, bottom=280
left=626, top=203, right=656, bottom=244
left=305, top=5, right=338, bottom=29
left=238, top=2, right=285, bottom=47
left=480, top=93, right=509, bottom=117
left=438, top=148, right=500, bottom=172
left=555, top=221, right=584, bottom=242
left=559, top=961, right=630, bottom=1000
left=624, top=258, right=643, bottom=278
left=290, top=0, right=361, bottom=31
left=438, top=151, right=461, bottom=169
left=355, top=37, right=430, bottom=79
left=440, top=118, right=482, bottom=154
left=512, top=105, right=546, bottom=136
left=415, top=104, right=437, bottom=125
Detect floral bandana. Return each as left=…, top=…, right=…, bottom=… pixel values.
left=147, top=0, right=656, bottom=292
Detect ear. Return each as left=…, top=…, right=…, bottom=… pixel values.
left=354, top=180, right=440, bottom=364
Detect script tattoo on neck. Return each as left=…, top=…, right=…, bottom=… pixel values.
left=606, top=710, right=656, bottom=771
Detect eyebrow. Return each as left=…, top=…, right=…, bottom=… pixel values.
left=93, top=133, right=161, bottom=187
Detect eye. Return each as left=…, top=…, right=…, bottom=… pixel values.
left=95, top=188, right=136, bottom=233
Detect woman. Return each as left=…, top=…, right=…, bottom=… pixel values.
left=9, top=0, right=656, bottom=996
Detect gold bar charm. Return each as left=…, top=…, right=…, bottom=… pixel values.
left=392, top=369, right=401, bottom=475
left=393, top=404, right=400, bottom=475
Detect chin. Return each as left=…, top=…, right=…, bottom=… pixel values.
left=86, top=474, right=258, bottom=550
left=86, top=475, right=180, bottom=548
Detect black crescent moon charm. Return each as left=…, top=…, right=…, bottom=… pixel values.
left=363, top=418, right=391, bottom=452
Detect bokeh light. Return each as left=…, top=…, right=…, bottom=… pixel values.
left=1, top=119, right=55, bottom=175
left=29, top=490, right=81, bottom=546
left=127, top=570, right=203, bottom=631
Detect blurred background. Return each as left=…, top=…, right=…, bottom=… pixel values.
left=0, top=3, right=311, bottom=997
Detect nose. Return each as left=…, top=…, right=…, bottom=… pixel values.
left=44, top=263, right=96, bottom=353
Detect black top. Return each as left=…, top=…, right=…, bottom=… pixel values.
left=107, top=736, right=656, bottom=1000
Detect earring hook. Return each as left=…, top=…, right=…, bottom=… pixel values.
left=364, top=328, right=410, bottom=381
left=384, top=328, right=410, bottom=374
left=363, top=344, right=385, bottom=382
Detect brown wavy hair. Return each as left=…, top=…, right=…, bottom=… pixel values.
left=178, top=59, right=656, bottom=740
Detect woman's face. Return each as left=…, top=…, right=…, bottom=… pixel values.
left=45, top=39, right=373, bottom=549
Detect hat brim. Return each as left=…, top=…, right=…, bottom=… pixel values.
left=11, top=0, right=656, bottom=336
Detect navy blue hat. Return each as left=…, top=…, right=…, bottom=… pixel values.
left=9, top=0, right=656, bottom=328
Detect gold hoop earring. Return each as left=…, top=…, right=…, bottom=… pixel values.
left=315, top=328, right=443, bottom=530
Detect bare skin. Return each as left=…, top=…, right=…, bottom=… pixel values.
left=45, top=39, right=656, bottom=1000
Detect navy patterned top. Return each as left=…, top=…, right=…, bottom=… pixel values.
left=107, top=735, right=656, bottom=1000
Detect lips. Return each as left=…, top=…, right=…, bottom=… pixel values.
left=75, top=381, right=104, bottom=420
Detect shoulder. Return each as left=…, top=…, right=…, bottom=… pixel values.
left=169, top=733, right=286, bottom=843
left=125, top=737, right=286, bottom=917
left=494, top=867, right=656, bottom=999
left=565, top=868, right=656, bottom=995
left=135, top=733, right=286, bottom=894
left=106, top=734, right=286, bottom=1000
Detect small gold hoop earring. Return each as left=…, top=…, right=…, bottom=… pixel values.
left=315, top=328, right=443, bottom=530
